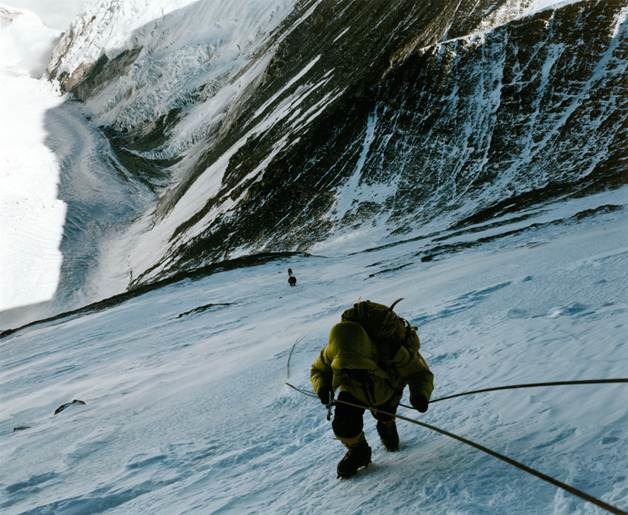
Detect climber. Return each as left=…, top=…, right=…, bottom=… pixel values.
left=310, top=300, right=434, bottom=478
left=288, top=268, right=297, bottom=287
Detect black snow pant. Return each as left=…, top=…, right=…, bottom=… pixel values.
left=332, top=390, right=403, bottom=439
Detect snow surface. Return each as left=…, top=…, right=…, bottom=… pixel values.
left=2, top=0, right=89, bottom=30
left=472, top=0, right=585, bottom=38
left=526, top=0, right=584, bottom=16
left=0, top=6, right=65, bottom=312
left=1, top=186, right=626, bottom=514
left=0, top=5, right=151, bottom=323
left=0, top=4, right=59, bottom=76
left=49, top=0, right=299, bottom=138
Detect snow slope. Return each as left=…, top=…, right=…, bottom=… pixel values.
left=3, top=0, right=89, bottom=30
left=0, top=4, right=152, bottom=325
left=1, top=186, right=626, bottom=514
left=0, top=6, right=65, bottom=312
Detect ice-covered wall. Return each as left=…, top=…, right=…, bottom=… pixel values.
left=141, top=0, right=626, bottom=279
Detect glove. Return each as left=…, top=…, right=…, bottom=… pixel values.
left=317, top=388, right=332, bottom=405
left=410, top=392, right=429, bottom=413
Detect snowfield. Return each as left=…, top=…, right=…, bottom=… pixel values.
left=1, top=0, right=88, bottom=30
left=0, top=4, right=152, bottom=326
left=0, top=5, right=65, bottom=312
left=1, top=187, right=626, bottom=514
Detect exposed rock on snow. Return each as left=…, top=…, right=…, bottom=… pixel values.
left=54, top=399, right=86, bottom=415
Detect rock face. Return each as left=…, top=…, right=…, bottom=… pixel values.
left=48, top=0, right=627, bottom=286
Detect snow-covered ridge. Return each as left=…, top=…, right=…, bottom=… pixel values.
left=393, top=0, right=588, bottom=64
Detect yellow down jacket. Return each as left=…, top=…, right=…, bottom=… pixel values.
left=310, top=321, right=434, bottom=407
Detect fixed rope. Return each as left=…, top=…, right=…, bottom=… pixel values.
left=286, top=337, right=304, bottom=380
left=285, top=378, right=628, bottom=405
left=429, top=378, right=628, bottom=403
left=392, top=378, right=628, bottom=410
left=285, top=381, right=626, bottom=514
left=283, top=337, right=628, bottom=406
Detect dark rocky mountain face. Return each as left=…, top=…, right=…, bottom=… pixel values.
left=54, top=0, right=627, bottom=284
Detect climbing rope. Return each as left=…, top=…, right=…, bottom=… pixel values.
left=428, top=378, right=628, bottom=403
left=286, top=337, right=304, bottom=380
left=285, top=381, right=627, bottom=514
left=376, top=378, right=628, bottom=413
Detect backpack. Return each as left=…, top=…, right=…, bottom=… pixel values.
left=340, top=298, right=420, bottom=361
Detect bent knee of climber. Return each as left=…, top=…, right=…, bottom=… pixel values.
left=333, top=393, right=364, bottom=439
left=332, top=412, right=363, bottom=439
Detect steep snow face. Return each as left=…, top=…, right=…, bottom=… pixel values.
left=3, top=0, right=89, bottom=30
left=1, top=186, right=626, bottom=513
left=0, top=6, right=65, bottom=314
left=0, top=5, right=59, bottom=76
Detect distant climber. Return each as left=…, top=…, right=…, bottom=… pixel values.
left=288, top=268, right=297, bottom=287
left=310, top=299, right=434, bottom=478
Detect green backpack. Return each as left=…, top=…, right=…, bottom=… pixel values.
left=340, top=298, right=420, bottom=361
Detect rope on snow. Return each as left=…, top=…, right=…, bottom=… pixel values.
left=285, top=381, right=627, bottom=514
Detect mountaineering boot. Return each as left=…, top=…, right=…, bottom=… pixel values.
left=376, top=419, right=399, bottom=451
left=337, top=432, right=372, bottom=478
